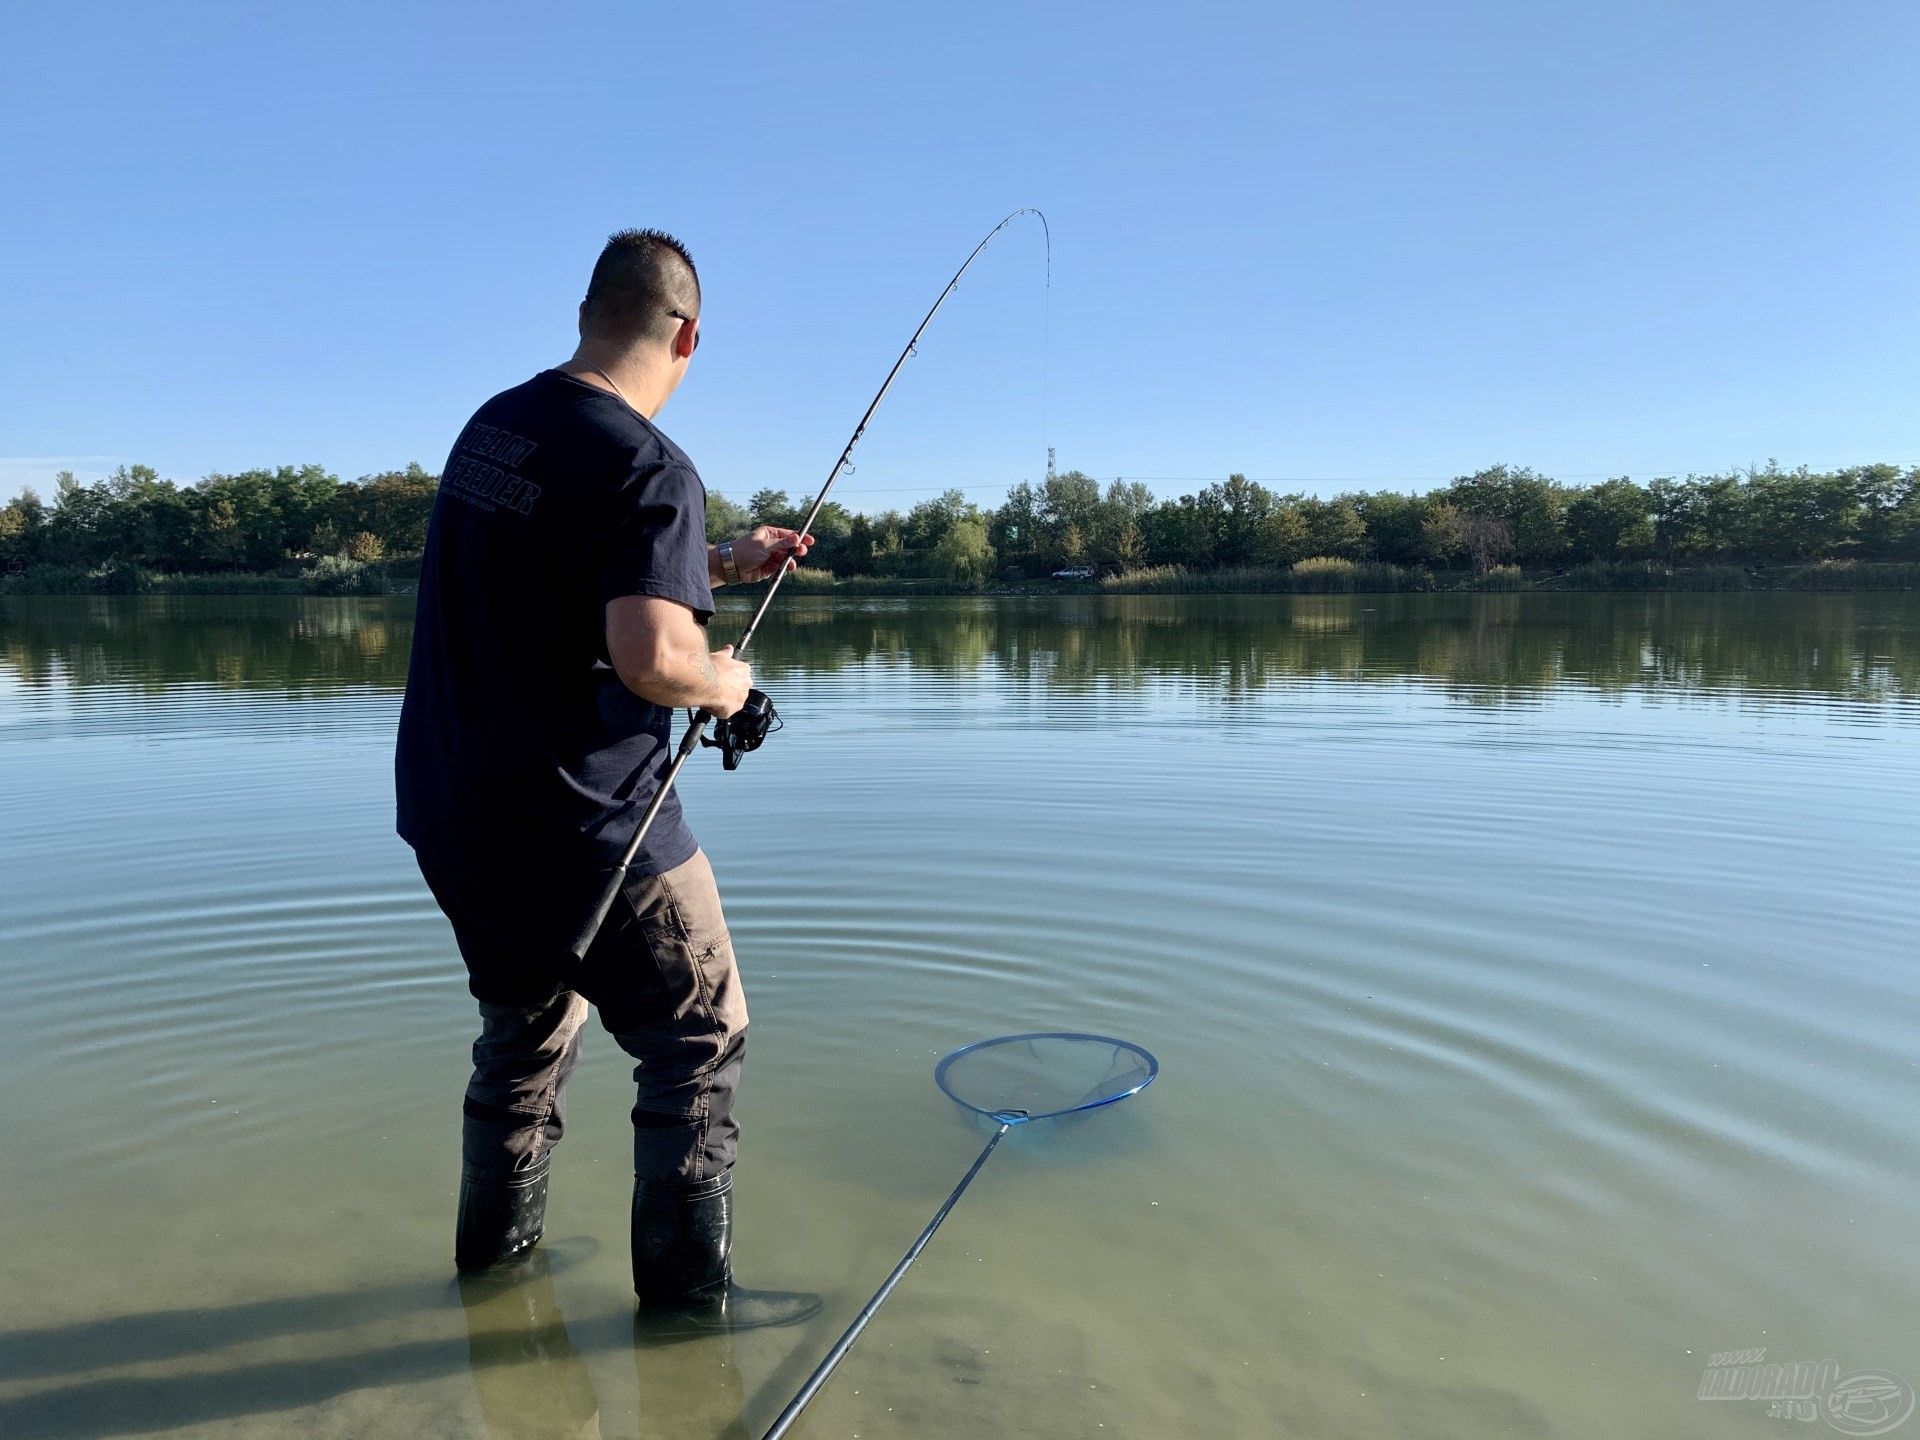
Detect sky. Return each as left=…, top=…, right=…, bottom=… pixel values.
left=2, top=0, right=1916, bottom=513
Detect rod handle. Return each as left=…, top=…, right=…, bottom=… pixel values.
left=566, top=867, right=625, bottom=962
left=567, top=715, right=711, bottom=962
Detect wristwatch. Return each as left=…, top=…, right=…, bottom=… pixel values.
left=717, top=539, right=743, bottom=585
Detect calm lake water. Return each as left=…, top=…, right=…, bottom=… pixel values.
left=1, top=592, right=1916, bottom=1440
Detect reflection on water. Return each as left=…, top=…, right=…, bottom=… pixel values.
left=4, top=590, right=1918, bottom=707
left=455, top=1250, right=768, bottom=1440
left=459, top=1255, right=607, bottom=1440
left=0, top=593, right=1916, bottom=1439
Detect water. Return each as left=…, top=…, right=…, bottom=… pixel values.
left=1, top=592, right=1916, bottom=1439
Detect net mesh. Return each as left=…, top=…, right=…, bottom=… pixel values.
left=934, top=1032, right=1157, bottom=1124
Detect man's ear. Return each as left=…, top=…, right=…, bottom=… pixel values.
left=674, top=315, right=699, bottom=361
left=577, top=300, right=588, bottom=337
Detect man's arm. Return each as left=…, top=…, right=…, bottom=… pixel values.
left=605, top=595, right=752, bottom=716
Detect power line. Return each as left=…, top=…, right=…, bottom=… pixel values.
left=716, top=462, right=1915, bottom=506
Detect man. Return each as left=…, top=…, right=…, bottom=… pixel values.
left=396, top=228, right=820, bottom=1334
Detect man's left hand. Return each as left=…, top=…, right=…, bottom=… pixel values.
left=733, top=526, right=814, bottom=582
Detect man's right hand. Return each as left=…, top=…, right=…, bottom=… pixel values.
left=707, top=644, right=752, bottom=718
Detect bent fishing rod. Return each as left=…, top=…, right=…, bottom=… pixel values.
left=567, top=207, right=1049, bottom=961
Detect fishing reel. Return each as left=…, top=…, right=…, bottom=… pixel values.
left=700, top=688, right=781, bottom=771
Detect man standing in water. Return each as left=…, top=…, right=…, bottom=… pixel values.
left=396, top=228, right=820, bottom=1334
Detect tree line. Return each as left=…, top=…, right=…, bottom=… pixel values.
left=727, top=462, right=1920, bottom=580
left=0, top=464, right=438, bottom=574
left=4, top=459, right=1916, bottom=581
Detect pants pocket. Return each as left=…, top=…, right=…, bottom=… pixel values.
left=640, top=851, right=749, bottom=1043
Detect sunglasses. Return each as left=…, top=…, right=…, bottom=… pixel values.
left=668, top=309, right=701, bottom=354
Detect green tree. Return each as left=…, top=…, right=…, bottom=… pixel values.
left=192, top=470, right=287, bottom=569
left=1093, top=479, right=1154, bottom=563
left=344, top=531, right=386, bottom=563
left=1448, top=465, right=1566, bottom=564
left=705, top=491, right=751, bottom=543
left=1653, top=473, right=1748, bottom=559
left=1300, top=495, right=1368, bottom=559
left=1873, top=470, right=1920, bottom=559
left=1059, top=521, right=1087, bottom=566
left=1038, top=470, right=1101, bottom=564
left=905, top=489, right=977, bottom=554
left=44, top=472, right=111, bottom=566
left=1179, top=474, right=1275, bottom=565
left=749, top=489, right=795, bottom=526
left=1141, top=496, right=1214, bottom=567
left=1102, top=479, right=1154, bottom=525
left=931, top=516, right=995, bottom=582
left=1563, top=477, right=1655, bottom=561
left=93, top=466, right=191, bottom=569
left=1648, top=477, right=1696, bottom=559
left=990, top=481, right=1043, bottom=574
left=1255, top=502, right=1312, bottom=566
left=343, top=464, right=437, bottom=556
left=0, top=487, right=48, bottom=569
left=1847, top=465, right=1920, bottom=558
left=1461, top=512, right=1513, bottom=572
left=271, top=464, right=342, bottom=556
left=1420, top=501, right=1466, bottom=569
left=1354, top=491, right=1427, bottom=567
left=844, top=514, right=875, bottom=575
left=1744, top=463, right=1858, bottom=560
left=807, top=499, right=855, bottom=541
left=867, top=509, right=907, bottom=577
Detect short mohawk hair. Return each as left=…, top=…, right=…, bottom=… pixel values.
left=581, top=228, right=701, bottom=347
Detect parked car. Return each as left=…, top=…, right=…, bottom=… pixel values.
left=1051, top=566, right=1096, bottom=580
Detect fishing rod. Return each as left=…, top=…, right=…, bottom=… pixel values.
left=567, top=207, right=1050, bottom=961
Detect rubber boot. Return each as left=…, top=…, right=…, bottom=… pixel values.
left=456, top=1154, right=551, bottom=1273
left=631, top=1170, right=822, bottom=1339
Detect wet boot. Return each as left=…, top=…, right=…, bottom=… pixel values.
left=630, top=1170, right=822, bottom=1339
left=456, top=1154, right=551, bottom=1273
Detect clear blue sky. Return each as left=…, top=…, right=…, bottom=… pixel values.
left=3, top=1, right=1916, bottom=511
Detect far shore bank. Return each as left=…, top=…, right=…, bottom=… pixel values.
left=3, top=557, right=1918, bottom=599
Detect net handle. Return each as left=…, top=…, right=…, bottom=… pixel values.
left=759, top=1121, right=1012, bottom=1440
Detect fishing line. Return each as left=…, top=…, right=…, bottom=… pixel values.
left=1042, top=213, right=1052, bottom=480
left=562, top=215, right=1160, bottom=1433
left=566, top=207, right=1052, bottom=961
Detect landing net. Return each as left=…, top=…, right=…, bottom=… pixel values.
left=933, top=1031, right=1157, bottom=1125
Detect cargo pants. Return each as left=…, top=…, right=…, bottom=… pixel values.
left=418, top=848, right=750, bottom=1188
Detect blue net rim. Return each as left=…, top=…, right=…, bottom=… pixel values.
left=933, top=1031, right=1159, bottom=1125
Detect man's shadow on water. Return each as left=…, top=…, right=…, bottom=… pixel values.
left=0, top=1241, right=828, bottom=1440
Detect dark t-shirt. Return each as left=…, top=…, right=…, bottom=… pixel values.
left=395, top=369, right=713, bottom=882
